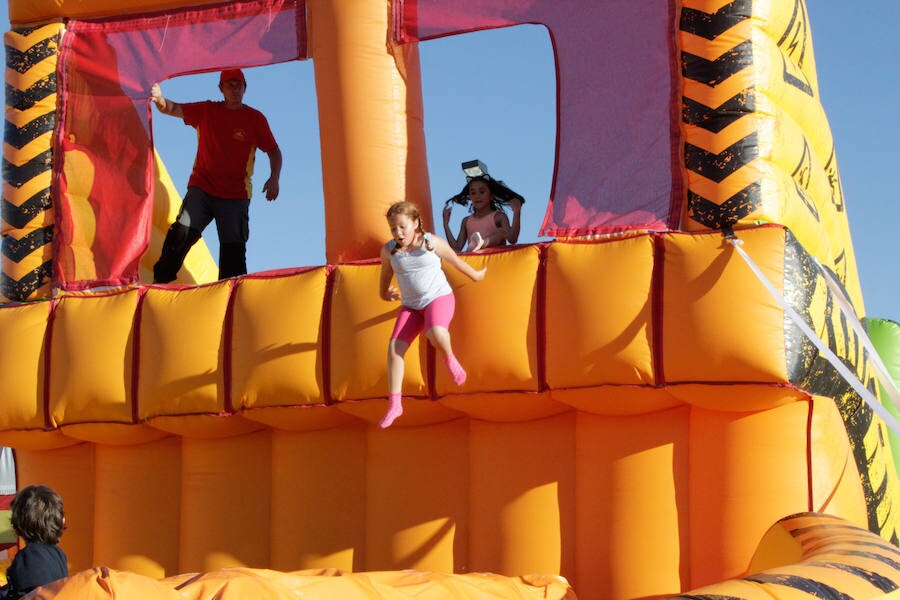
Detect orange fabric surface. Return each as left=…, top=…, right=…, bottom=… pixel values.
left=0, top=302, right=49, bottom=430
left=545, top=236, right=655, bottom=388
left=329, top=264, right=426, bottom=402
left=138, top=283, right=232, bottom=419
left=662, top=228, right=788, bottom=384
left=32, top=567, right=575, bottom=599
left=311, top=0, right=431, bottom=263
left=231, top=269, right=327, bottom=410
left=49, top=290, right=139, bottom=426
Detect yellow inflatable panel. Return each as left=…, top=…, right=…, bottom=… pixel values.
left=545, top=236, right=655, bottom=388
left=329, top=263, right=425, bottom=402
left=0, top=302, right=49, bottom=430
left=138, top=282, right=232, bottom=421
left=663, top=227, right=789, bottom=385
left=231, top=269, right=327, bottom=411
left=49, top=289, right=138, bottom=427
left=442, top=247, right=533, bottom=395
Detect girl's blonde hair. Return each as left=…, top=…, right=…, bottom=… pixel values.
left=386, top=201, right=433, bottom=253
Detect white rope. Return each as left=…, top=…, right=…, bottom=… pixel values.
left=159, top=15, right=170, bottom=51
left=813, top=258, right=900, bottom=411
left=727, top=236, right=900, bottom=436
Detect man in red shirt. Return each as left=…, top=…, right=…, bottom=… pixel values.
left=150, top=69, right=282, bottom=282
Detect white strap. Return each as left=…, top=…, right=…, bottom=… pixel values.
left=727, top=236, right=900, bottom=436
left=813, top=258, right=900, bottom=412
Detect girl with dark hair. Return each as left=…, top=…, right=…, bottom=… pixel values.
left=442, top=174, right=524, bottom=252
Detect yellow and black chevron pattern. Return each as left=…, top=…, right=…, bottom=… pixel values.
left=674, top=512, right=900, bottom=598
left=680, top=0, right=759, bottom=229
left=2, top=23, right=61, bottom=303
left=680, top=0, right=865, bottom=312
left=785, top=232, right=900, bottom=544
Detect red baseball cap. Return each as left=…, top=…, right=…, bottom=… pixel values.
left=219, top=69, right=246, bottom=85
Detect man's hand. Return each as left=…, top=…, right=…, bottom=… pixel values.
left=150, top=83, right=164, bottom=109
left=263, top=178, right=280, bottom=201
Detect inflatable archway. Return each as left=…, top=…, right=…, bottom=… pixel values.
left=2, top=0, right=900, bottom=598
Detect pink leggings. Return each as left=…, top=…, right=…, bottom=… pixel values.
left=390, top=293, right=456, bottom=344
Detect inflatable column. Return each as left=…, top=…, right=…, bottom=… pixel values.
left=309, top=0, right=431, bottom=262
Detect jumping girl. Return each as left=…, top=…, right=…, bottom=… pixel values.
left=379, top=201, right=487, bottom=428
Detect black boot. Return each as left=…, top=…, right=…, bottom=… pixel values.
left=218, top=242, right=247, bottom=280
left=153, top=224, right=202, bottom=283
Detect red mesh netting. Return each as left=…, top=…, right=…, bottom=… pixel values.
left=395, top=0, right=682, bottom=237
left=55, top=0, right=305, bottom=289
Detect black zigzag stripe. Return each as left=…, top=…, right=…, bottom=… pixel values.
left=1, top=188, right=51, bottom=229
left=5, top=72, right=56, bottom=111
left=680, top=0, right=752, bottom=40
left=4, top=114, right=55, bottom=150
left=10, top=26, right=41, bottom=38
left=1, top=226, right=53, bottom=262
left=685, top=132, right=758, bottom=182
left=5, top=38, right=56, bottom=75
left=745, top=573, right=852, bottom=599
left=807, top=561, right=898, bottom=593
left=683, top=89, right=755, bottom=133
left=0, top=261, right=51, bottom=302
left=682, top=40, right=753, bottom=87
left=825, top=549, right=900, bottom=571
left=687, top=182, right=761, bottom=228
left=1, top=150, right=52, bottom=188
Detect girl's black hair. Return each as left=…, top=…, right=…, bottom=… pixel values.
left=445, top=175, right=525, bottom=214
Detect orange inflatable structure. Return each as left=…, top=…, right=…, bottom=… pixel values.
left=2, top=0, right=900, bottom=599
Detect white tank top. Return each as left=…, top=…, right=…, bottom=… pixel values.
left=389, top=234, right=453, bottom=310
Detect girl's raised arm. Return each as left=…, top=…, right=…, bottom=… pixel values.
left=442, top=205, right=468, bottom=252
left=431, top=235, right=486, bottom=282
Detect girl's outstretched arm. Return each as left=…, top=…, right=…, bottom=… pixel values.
left=431, top=235, right=486, bottom=281
left=442, top=205, right=468, bottom=252
left=379, top=244, right=401, bottom=301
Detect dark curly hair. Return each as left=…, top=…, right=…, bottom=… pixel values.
left=10, top=485, right=66, bottom=545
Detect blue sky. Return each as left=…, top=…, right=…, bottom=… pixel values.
left=3, top=3, right=897, bottom=322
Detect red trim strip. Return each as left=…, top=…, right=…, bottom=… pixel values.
left=131, top=286, right=150, bottom=424
left=321, top=265, right=336, bottom=404
left=42, top=298, right=59, bottom=429
left=806, top=396, right=815, bottom=512
left=667, top=0, right=685, bottom=229
left=223, top=278, right=240, bottom=413
left=536, top=243, right=548, bottom=391
left=651, top=233, right=666, bottom=386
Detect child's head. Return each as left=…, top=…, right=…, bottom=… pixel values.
left=466, top=176, right=502, bottom=213
left=386, top=202, right=430, bottom=252
left=10, top=485, right=65, bottom=545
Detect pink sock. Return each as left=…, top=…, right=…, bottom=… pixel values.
left=379, top=392, right=403, bottom=429
left=444, top=354, right=467, bottom=386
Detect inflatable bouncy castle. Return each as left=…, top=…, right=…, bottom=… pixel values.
left=2, top=0, right=900, bottom=598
